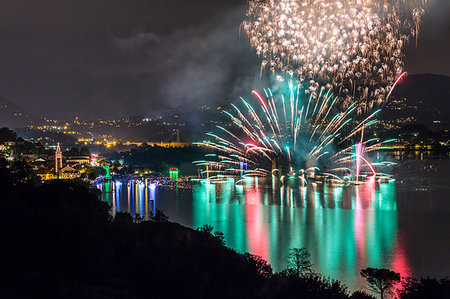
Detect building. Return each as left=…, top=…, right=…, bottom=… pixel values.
left=55, top=143, right=62, bottom=174
left=36, top=172, right=56, bottom=181
left=21, top=153, right=35, bottom=162
left=66, top=155, right=90, bottom=165
left=60, top=166, right=81, bottom=179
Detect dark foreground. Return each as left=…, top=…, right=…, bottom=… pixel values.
left=0, top=160, right=448, bottom=298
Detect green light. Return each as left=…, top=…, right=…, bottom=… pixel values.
left=103, top=165, right=111, bottom=178
left=169, top=168, right=179, bottom=180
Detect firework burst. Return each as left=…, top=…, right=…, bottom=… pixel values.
left=195, top=79, right=395, bottom=184
left=242, top=0, right=426, bottom=104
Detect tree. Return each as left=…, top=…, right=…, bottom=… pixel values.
left=243, top=253, right=272, bottom=278
left=113, top=212, right=133, bottom=224
left=213, top=231, right=225, bottom=246
left=86, top=166, right=106, bottom=180
left=66, top=146, right=79, bottom=156
left=80, top=146, right=90, bottom=156
left=134, top=213, right=144, bottom=223
left=112, top=160, right=121, bottom=168
left=151, top=209, right=169, bottom=222
left=287, top=247, right=313, bottom=277
left=351, top=290, right=377, bottom=299
left=398, top=277, right=450, bottom=299
left=10, top=160, right=38, bottom=186
left=0, top=127, right=17, bottom=143
left=197, top=224, right=226, bottom=246
left=360, top=267, right=400, bottom=299
left=197, top=224, right=214, bottom=235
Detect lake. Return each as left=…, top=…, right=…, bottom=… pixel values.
left=98, top=158, right=450, bottom=291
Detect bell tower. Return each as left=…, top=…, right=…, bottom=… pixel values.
left=55, top=143, right=63, bottom=174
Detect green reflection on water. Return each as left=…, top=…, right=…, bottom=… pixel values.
left=104, top=182, right=110, bottom=204
left=191, top=178, right=401, bottom=290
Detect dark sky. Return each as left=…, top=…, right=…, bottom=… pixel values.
left=0, top=0, right=448, bottom=120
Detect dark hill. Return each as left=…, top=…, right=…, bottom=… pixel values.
left=0, top=96, right=38, bottom=128
left=384, top=73, right=450, bottom=128
left=0, top=173, right=350, bottom=299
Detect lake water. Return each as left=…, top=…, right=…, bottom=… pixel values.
left=98, top=159, right=450, bottom=291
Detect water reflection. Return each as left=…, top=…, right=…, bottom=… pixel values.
left=97, top=180, right=156, bottom=220
left=98, top=161, right=450, bottom=291
left=98, top=178, right=409, bottom=290
left=191, top=178, right=405, bottom=290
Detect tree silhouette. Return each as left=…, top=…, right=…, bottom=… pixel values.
left=213, top=231, right=225, bottom=246
left=86, top=166, right=106, bottom=180
left=243, top=253, right=272, bottom=278
left=197, top=224, right=214, bottom=235
left=287, top=247, right=313, bottom=277
left=197, top=224, right=226, bottom=246
left=134, top=213, right=144, bottom=223
left=351, top=290, right=376, bottom=299
left=360, top=268, right=400, bottom=299
left=114, top=212, right=133, bottom=224
left=397, top=277, right=450, bottom=298
left=80, top=146, right=90, bottom=156
left=151, top=209, right=169, bottom=222
left=0, top=127, right=17, bottom=143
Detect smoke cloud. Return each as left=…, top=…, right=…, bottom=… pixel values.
left=112, top=6, right=262, bottom=119
left=115, top=33, right=160, bottom=52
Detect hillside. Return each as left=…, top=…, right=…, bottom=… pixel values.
left=383, top=73, right=450, bottom=128
left=0, top=96, right=38, bottom=128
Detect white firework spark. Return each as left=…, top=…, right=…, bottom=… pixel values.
left=242, top=0, right=426, bottom=104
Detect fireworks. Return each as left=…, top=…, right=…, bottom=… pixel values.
left=195, top=79, right=395, bottom=184
left=242, top=0, right=426, bottom=103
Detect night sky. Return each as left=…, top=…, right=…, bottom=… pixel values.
left=0, top=0, right=449, bottom=120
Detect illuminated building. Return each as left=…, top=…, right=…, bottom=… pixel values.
left=36, top=172, right=56, bottom=181
left=60, top=166, right=81, bottom=179
left=21, top=153, right=35, bottom=162
left=55, top=142, right=62, bottom=174
left=66, top=155, right=90, bottom=165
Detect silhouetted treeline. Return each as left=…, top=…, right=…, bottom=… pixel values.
left=1, top=158, right=448, bottom=298
left=0, top=127, right=17, bottom=143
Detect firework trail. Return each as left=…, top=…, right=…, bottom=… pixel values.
left=195, top=79, right=394, bottom=183
left=242, top=0, right=426, bottom=104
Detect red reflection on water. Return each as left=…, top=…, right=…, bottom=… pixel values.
left=355, top=177, right=376, bottom=278
left=356, top=176, right=376, bottom=209
left=391, top=233, right=411, bottom=279
left=245, top=186, right=269, bottom=260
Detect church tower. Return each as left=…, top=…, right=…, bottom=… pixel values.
left=55, top=143, right=63, bottom=174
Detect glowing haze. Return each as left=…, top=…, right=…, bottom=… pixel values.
left=242, top=0, right=427, bottom=104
